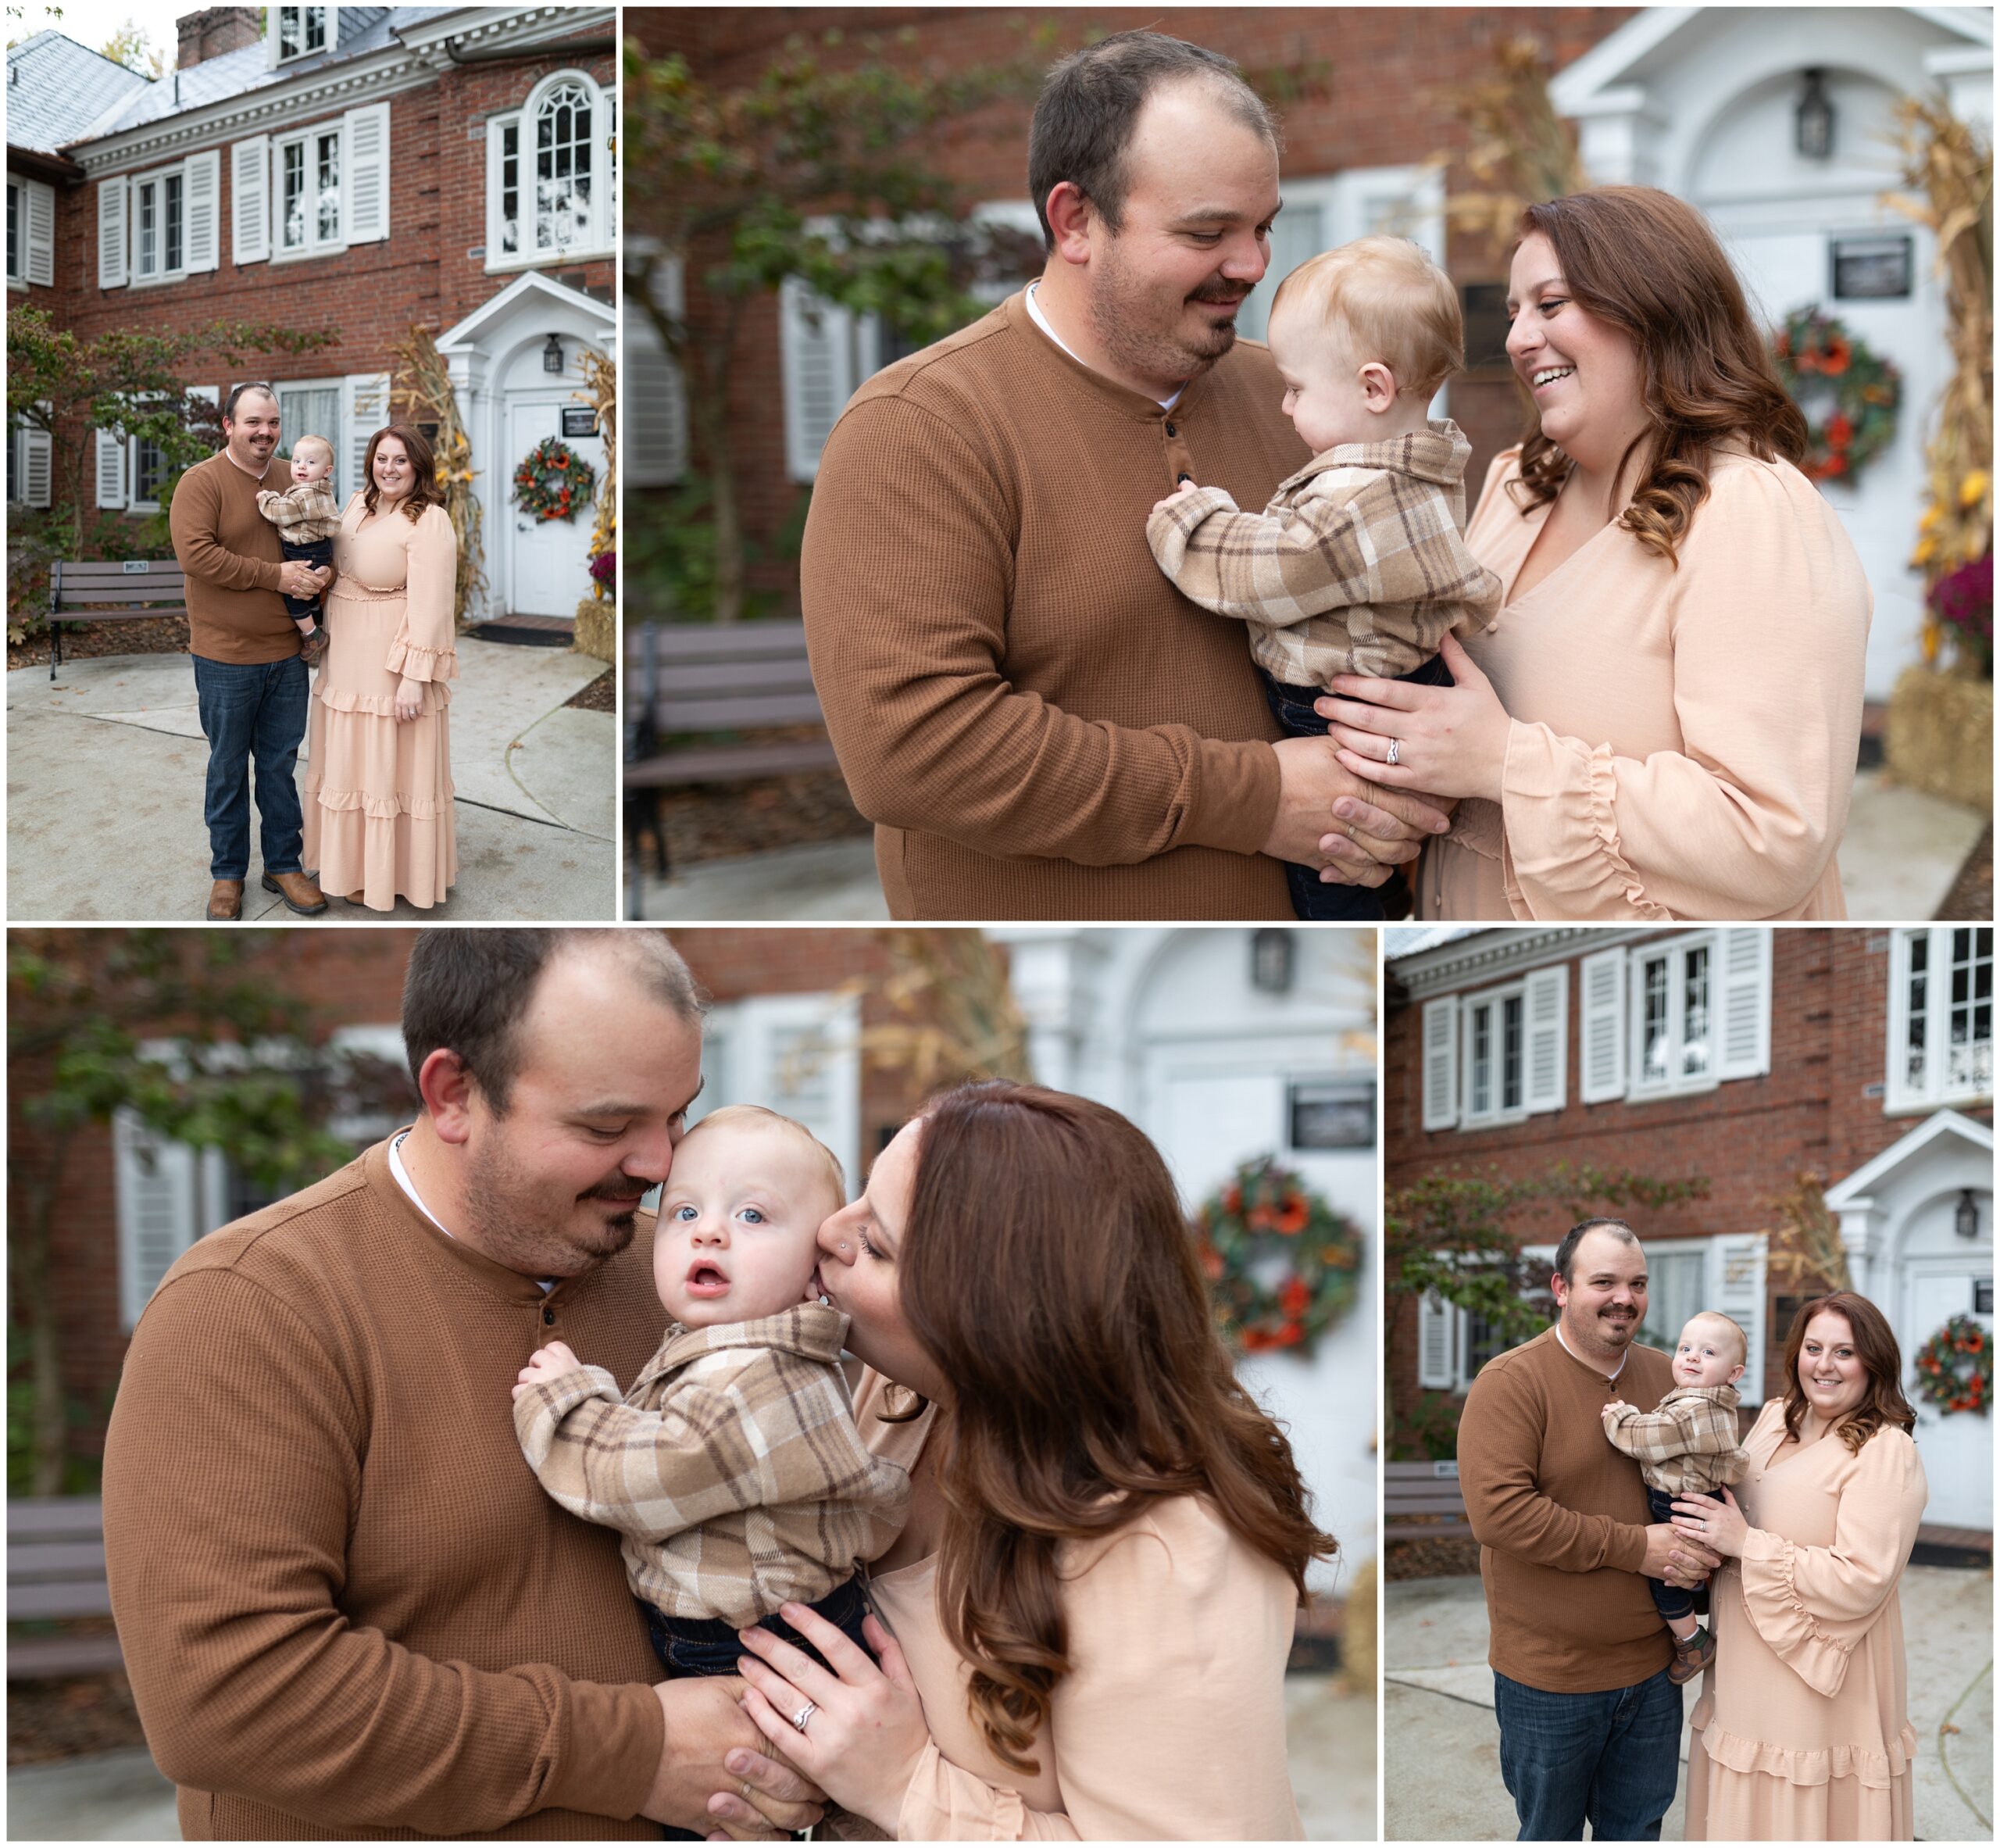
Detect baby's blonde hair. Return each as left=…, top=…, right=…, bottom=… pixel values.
left=1270, top=234, right=1464, bottom=399
left=1683, top=1310, right=1748, bottom=1366
left=291, top=434, right=335, bottom=466
left=680, top=1104, right=845, bottom=1212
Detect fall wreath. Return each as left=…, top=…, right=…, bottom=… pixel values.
left=513, top=437, right=596, bottom=524
left=1771, top=308, right=1902, bottom=486
left=1913, top=1314, right=1991, bottom=1415
left=1194, top=1157, right=1362, bottom=1356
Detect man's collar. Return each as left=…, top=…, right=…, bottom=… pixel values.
left=220, top=445, right=275, bottom=481
left=1554, top=1321, right=1628, bottom=1381
left=1025, top=279, right=1186, bottom=411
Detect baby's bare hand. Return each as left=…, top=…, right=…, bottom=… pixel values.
left=1152, top=481, right=1200, bottom=514
left=512, top=1340, right=583, bottom=1401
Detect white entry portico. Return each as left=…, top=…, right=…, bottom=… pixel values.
left=436, top=270, right=614, bottom=620
left=1826, top=1109, right=1994, bottom=1532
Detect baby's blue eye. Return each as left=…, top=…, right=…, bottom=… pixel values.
left=740, top=1207, right=765, bottom=1225
left=671, top=1204, right=697, bottom=1222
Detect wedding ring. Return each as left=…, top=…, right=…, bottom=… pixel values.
left=1386, top=738, right=1401, bottom=767
left=791, top=1701, right=817, bottom=1734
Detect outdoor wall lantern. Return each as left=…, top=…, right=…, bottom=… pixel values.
left=542, top=333, right=565, bottom=374
left=1955, top=1188, right=1980, bottom=1240
left=1250, top=928, right=1294, bottom=995
left=1795, top=69, right=1835, bottom=161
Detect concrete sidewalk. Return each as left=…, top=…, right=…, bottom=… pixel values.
left=1384, top=1567, right=1992, bottom=1841
left=5, top=1673, right=1372, bottom=1840
left=627, top=770, right=1981, bottom=923
left=9, top=642, right=616, bottom=921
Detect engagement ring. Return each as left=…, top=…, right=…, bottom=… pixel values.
left=791, top=1701, right=817, bottom=1734
left=1387, top=739, right=1400, bottom=767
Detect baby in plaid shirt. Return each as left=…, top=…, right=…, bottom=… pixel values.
left=255, top=434, right=342, bottom=644
left=1146, top=236, right=1502, bottom=923
left=512, top=1106, right=909, bottom=1691
left=1602, top=1311, right=1752, bottom=1685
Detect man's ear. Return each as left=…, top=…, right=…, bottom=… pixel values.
left=1045, top=181, right=1097, bottom=266
left=418, top=1046, right=480, bottom=1146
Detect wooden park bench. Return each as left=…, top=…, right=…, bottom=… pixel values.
left=48, top=557, right=188, bottom=682
left=8, top=1495, right=123, bottom=1678
left=1384, top=1459, right=1473, bottom=1542
left=623, top=619, right=841, bottom=884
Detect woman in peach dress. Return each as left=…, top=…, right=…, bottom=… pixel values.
left=1670, top=1292, right=1927, bottom=1841
left=1316, top=187, right=1871, bottom=921
left=304, top=425, right=459, bottom=910
left=705, top=1081, right=1326, bottom=1839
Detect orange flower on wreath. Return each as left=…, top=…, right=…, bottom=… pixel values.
left=1277, top=1196, right=1309, bottom=1235
left=1280, top=1275, right=1312, bottom=1319
left=1820, top=336, right=1851, bottom=375
left=1825, top=412, right=1853, bottom=449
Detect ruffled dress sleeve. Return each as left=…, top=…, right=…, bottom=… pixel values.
left=1736, top=1427, right=1927, bottom=1697
left=385, top=504, right=459, bottom=684
left=1498, top=458, right=1870, bottom=919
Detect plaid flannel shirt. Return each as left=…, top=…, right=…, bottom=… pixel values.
left=1602, top=1382, right=1751, bottom=1496
left=513, top=1303, right=910, bottom=1630
left=255, top=475, right=342, bottom=544
left=1145, top=420, right=1502, bottom=685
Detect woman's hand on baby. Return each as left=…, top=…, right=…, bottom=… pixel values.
left=1316, top=631, right=1513, bottom=804
left=734, top=1607, right=930, bottom=1834
left=1670, top=1486, right=1749, bottom=1559
left=511, top=1339, right=582, bottom=1401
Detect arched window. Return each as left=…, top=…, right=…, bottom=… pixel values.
left=487, top=70, right=612, bottom=271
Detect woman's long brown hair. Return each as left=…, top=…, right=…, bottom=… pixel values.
left=1509, top=186, right=1808, bottom=564
left=361, top=423, right=442, bottom=524
left=899, top=1080, right=1337, bottom=1774
left=1779, top=1291, right=1917, bottom=1456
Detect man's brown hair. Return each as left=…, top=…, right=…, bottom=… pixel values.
left=898, top=1078, right=1335, bottom=1773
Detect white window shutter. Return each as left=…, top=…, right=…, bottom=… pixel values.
left=343, top=372, right=391, bottom=501
left=345, top=103, right=391, bottom=244
left=1421, top=995, right=1459, bottom=1131
left=625, top=256, right=688, bottom=487
left=115, top=1108, right=200, bottom=1331
left=24, top=178, right=55, bottom=285
left=1523, top=965, right=1568, bottom=1114
left=1716, top=929, right=1773, bottom=1081
left=780, top=277, right=856, bottom=482
left=231, top=135, right=270, bottom=263
left=23, top=410, right=52, bottom=506
left=1708, top=1233, right=1768, bottom=1407
left=97, top=177, right=127, bottom=288
left=1579, top=946, right=1627, bottom=1103
left=95, top=428, right=127, bottom=509
left=1417, top=1292, right=1455, bottom=1389
left=182, top=151, right=220, bottom=273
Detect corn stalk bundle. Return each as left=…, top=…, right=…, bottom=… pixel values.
left=1888, top=96, right=1992, bottom=668
left=1427, top=38, right=1589, bottom=256
left=389, top=323, right=488, bottom=625
left=577, top=347, right=617, bottom=599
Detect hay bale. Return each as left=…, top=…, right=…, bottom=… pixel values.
left=573, top=596, right=616, bottom=663
left=1341, top=1555, right=1377, bottom=1695
left=1885, top=664, right=1992, bottom=811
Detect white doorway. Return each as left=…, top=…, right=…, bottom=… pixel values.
left=503, top=393, right=602, bottom=617
left=1898, top=1229, right=1993, bottom=1532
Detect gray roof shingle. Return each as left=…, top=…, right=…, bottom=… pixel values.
left=5, top=30, right=151, bottom=156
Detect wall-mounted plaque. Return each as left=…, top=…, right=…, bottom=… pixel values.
left=561, top=406, right=598, bottom=438
left=1288, top=1079, right=1375, bottom=1151
left=1977, top=1278, right=1994, bottom=1316
left=1830, top=234, right=1913, bottom=301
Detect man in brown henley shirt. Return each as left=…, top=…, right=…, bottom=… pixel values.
left=168, top=383, right=331, bottom=921
left=1457, top=1219, right=1722, bottom=1840
left=800, top=32, right=1449, bottom=920
left=103, top=931, right=823, bottom=1840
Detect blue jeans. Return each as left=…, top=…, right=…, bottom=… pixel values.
left=1493, top=1666, right=1681, bottom=1840
left=192, top=653, right=308, bottom=881
left=1259, top=656, right=1452, bottom=921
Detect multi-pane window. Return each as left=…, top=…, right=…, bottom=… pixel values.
left=486, top=72, right=612, bottom=270
left=1463, top=989, right=1524, bottom=1125
left=279, top=127, right=342, bottom=254
left=132, top=171, right=185, bottom=280
left=534, top=81, right=593, bottom=249
left=1631, top=939, right=1716, bottom=1096
left=497, top=121, right=521, bottom=256
left=5, top=181, right=18, bottom=283
left=1891, top=926, right=1994, bottom=1110
left=277, top=6, right=329, bottom=61
left=131, top=434, right=169, bottom=508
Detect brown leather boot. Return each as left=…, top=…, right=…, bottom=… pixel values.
left=206, top=878, right=244, bottom=921
left=262, top=870, right=328, bottom=916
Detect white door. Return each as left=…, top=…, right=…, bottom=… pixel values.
left=1901, top=1258, right=1993, bottom=1530
left=504, top=392, right=602, bottom=617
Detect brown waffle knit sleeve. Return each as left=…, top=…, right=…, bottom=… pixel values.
left=102, top=1267, right=662, bottom=1832
left=802, top=395, right=1279, bottom=864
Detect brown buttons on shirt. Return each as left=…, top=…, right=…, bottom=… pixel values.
left=1164, top=422, right=1177, bottom=438
left=541, top=1304, right=555, bottom=1327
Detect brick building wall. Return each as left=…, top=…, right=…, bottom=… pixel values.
left=35, top=32, right=614, bottom=506
left=628, top=5, right=1634, bottom=611
left=1382, top=929, right=1994, bottom=1423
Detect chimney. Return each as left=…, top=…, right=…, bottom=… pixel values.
left=177, top=7, right=261, bottom=70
